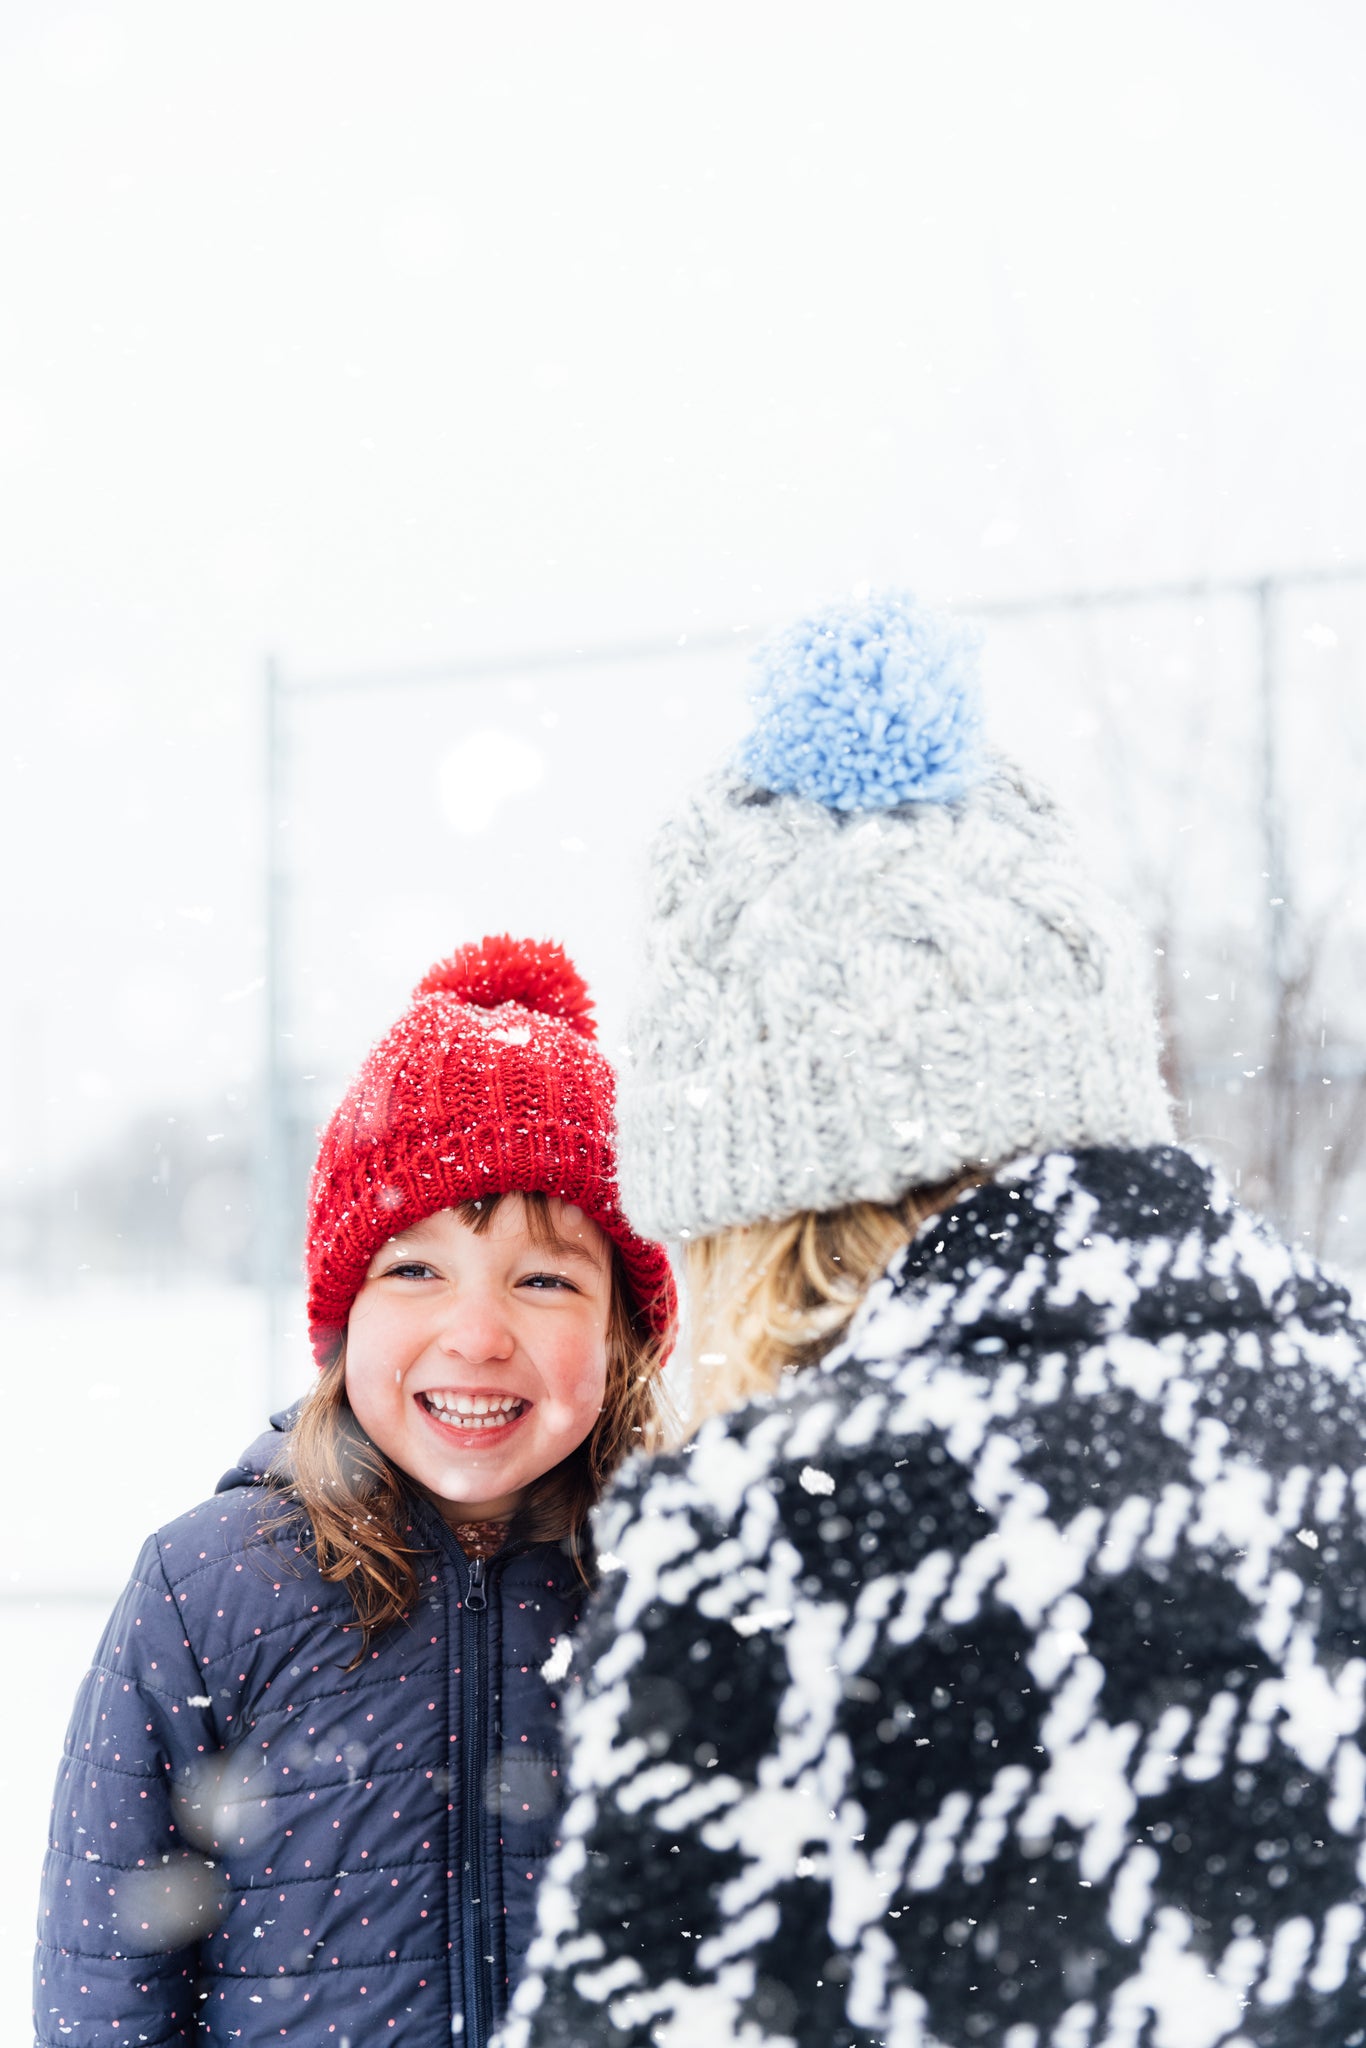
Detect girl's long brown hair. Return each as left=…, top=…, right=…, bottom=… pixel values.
left=268, top=1193, right=675, bottom=1658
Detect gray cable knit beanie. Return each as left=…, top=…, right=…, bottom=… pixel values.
left=617, top=590, right=1173, bottom=1243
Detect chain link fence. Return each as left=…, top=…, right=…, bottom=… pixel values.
left=255, top=567, right=1366, bottom=1393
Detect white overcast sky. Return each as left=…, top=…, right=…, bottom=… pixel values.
left=2, top=0, right=1364, bottom=1181
left=4, top=11, right=1364, bottom=2014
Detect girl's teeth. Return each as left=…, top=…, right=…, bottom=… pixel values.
left=424, top=1392, right=525, bottom=1430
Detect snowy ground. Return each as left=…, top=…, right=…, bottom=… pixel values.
left=0, top=1284, right=287, bottom=2043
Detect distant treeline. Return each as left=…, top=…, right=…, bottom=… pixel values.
left=6, top=1095, right=261, bottom=1288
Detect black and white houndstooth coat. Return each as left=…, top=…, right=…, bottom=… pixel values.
left=500, top=1146, right=1366, bottom=2048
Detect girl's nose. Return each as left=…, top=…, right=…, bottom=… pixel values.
left=434, top=1292, right=515, bottom=1364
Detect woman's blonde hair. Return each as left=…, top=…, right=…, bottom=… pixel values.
left=269, top=1192, right=676, bottom=1660
left=683, top=1170, right=981, bottom=1429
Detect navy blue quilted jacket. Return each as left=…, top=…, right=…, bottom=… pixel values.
left=34, top=1412, right=583, bottom=2046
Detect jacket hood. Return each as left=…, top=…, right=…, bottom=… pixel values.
left=215, top=1404, right=299, bottom=1494
left=815, top=1142, right=1354, bottom=1389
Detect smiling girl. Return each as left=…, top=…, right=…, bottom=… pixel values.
left=34, top=936, right=675, bottom=2048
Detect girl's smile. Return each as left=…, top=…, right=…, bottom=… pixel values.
left=419, top=1388, right=529, bottom=1432
left=416, top=1384, right=532, bottom=1448
left=344, top=1194, right=612, bottom=1525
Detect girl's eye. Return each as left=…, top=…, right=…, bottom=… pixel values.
left=519, top=1272, right=577, bottom=1293
left=387, top=1260, right=438, bottom=1281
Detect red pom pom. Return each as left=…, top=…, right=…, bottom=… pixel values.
left=415, top=935, right=597, bottom=1038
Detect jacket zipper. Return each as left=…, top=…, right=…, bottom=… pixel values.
left=461, top=1553, right=492, bottom=2047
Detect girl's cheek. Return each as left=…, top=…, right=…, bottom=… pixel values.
left=347, top=1291, right=384, bottom=1333
left=539, top=1390, right=603, bottom=1448
left=538, top=1396, right=580, bottom=1432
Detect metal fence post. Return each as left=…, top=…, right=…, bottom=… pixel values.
left=1255, top=578, right=1293, bottom=1219
left=260, top=655, right=292, bottom=1406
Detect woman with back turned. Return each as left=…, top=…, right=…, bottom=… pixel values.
left=503, top=594, right=1366, bottom=2048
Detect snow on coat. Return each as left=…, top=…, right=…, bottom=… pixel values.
left=34, top=1415, right=582, bottom=2047
left=501, top=1146, right=1366, bottom=2048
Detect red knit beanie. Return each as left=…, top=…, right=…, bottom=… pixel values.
left=304, top=934, right=676, bottom=1366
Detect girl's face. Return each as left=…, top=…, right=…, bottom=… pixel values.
left=345, top=1196, right=612, bottom=1523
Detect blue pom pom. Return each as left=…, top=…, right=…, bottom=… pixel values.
left=737, top=590, right=986, bottom=811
